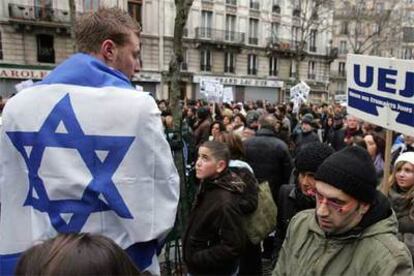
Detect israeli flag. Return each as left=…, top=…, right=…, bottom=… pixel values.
left=0, top=54, right=180, bottom=275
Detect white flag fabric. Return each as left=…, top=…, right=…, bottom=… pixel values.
left=0, top=53, right=179, bottom=275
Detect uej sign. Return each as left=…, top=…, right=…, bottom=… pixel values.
left=347, top=54, right=414, bottom=136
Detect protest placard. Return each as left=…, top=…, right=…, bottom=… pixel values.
left=347, top=54, right=414, bottom=136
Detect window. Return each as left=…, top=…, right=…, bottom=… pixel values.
left=290, top=60, right=297, bottom=78
left=249, top=18, right=259, bottom=45
left=0, top=32, right=3, bottom=60
left=247, top=54, right=257, bottom=75
left=308, top=61, right=316, bottom=79
left=35, top=0, right=53, bottom=20
left=225, top=15, right=236, bottom=41
left=201, top=11, right=213, bottom=38
left=339, top=40, right=347, bottom=54
left=338, top=62, right=346, bottom=76
left=83, top=0, right=100, bottom=12
left=224, top=52, right=235, bottom=73
left=339, top=21, right=348, bottom=35
left=272, top=0, right=281, bottom=13
left=200, top=49, right=211, bottom=71
left=269, top=56, right=278, bottom=76
left=250, top=0, right=260, bottom=10
left=128, top=0, right=142, bottom=27
left=292, top=26, right=300, bottom=44
left=37, top=34, right=55, bottom=63
left=181, top=49, right=188, bottom=71
left=271, top=22, right=279, bottom=37
left=226, top=0, right=237, bottom=5
left=309, top=30, right=317, bottom=52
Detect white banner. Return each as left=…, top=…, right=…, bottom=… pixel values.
left=347, top=54, right=414, bottom=136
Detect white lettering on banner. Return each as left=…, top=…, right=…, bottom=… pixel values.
left=193, top=75, right=284, bottom=88
left=0, top=68, right=50, bottom=80
left=347, top=54, right=414, bottom=136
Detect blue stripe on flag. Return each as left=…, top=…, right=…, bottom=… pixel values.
left=125, top=240, right=158, bottom=271
left=0, top=252, right=21, bottom=276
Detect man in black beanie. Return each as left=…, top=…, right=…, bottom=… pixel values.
left=274, top=146, right=413, bottom=275
left=274, top=142, right=334, bottom=263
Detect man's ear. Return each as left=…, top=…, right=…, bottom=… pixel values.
left=359, top=202, right=370, bottom=216
left=216, top=160, right=227, bottom=174
left=100, top=39, right=117, bottom=62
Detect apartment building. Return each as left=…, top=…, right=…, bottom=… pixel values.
left=0, top=0, right=333, bottom=103
left=329, top=0, right=408, bottom=101
left=149, top=0, right=334, bottom=102
left=0, top=0, right=141, bottom=98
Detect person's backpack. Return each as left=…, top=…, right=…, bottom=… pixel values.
left=242, top=181, right=277, bottom=244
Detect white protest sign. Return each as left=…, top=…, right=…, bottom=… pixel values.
left=15, top=79, right=34, bottom=92
left=290, top=81, right=310, bottom=113
left=347, top=54, right=414, bottom=136
left=200, top=78, right=224, bottom=102
left=223, top=87, right=234, bottom=103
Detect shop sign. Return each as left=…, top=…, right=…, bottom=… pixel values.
left=0, top=67, right=50, bottom=80
left=193, top=75, right=284, bottom=88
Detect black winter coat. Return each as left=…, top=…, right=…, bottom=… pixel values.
left=274, top=184, right=315, bottom=261
left=183, top=170, right=256, bottom=275
left=244, top=128, right=293, bottom=201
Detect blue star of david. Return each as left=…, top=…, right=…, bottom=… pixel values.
left=6, top=93, right=135, bottom=233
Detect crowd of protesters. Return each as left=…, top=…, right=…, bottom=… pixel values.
left=159, top=98, right=414, bottom=275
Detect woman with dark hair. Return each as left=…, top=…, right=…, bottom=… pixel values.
left=363, top=132, right=385, bottom=178
left=209, top=120, right=226, bottom=141
left=232, top=113, right=246, bottom=137
left=16, top=233, right=140, bottom=275
left=323, top=115, right=335, bottom=145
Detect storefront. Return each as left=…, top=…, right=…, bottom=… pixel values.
left=193, top=75, right=284, bottom=103
left=0, top=64, right=52, bottom=98
left=132, top=71, right=162, bottom=98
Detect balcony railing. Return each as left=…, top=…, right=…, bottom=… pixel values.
left=8, top=3, right=70, bottom=24
left=195, top=27, right=245, bottom=44
left=266, top=37, right=303, bottom=51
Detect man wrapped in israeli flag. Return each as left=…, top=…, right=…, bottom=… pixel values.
left=0, top=7, right=179, bottom=275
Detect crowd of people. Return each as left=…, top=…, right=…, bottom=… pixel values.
left=0, top=6, right=414, bottom=276
left=159, top=98, right=414, bottom=275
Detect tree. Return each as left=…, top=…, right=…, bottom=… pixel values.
left=336, top=0, right=404, bottom=55
left=69, top=0, right=77, bottom=52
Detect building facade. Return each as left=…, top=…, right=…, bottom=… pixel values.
left=0, top=0, right=334, bottom=103
left=329, top=0, right=410, bottom=102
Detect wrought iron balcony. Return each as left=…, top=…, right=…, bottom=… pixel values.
left=266, top=37, right=303, bottom=52
left=9, top=4, right=71, bottom=24
left=195, top=27, right=245, bottom=45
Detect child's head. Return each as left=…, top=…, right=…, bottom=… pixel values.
left=15, top=233, right=140, bottom=276
left=196, top=141, right=230, bottom=180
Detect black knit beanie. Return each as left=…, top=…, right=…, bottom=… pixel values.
left=295, top=142, right=334, bottom=174
left=315, top=146, right=377, bottom=203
